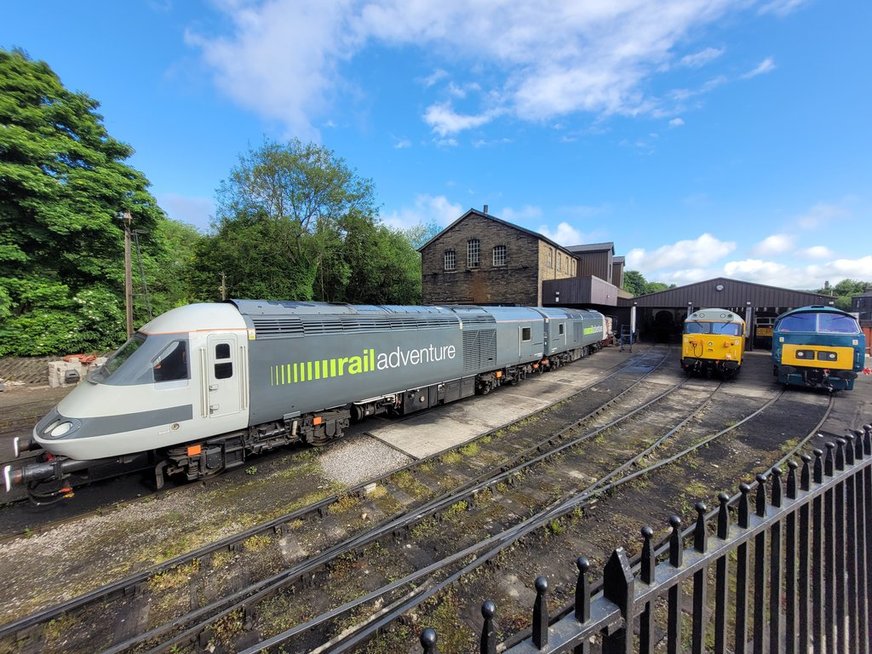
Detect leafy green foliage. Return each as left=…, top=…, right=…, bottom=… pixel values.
left=0, top=49, right=186, bottom=355
left=192, top=139, right=420, bottom=304
left=622, top=270, right=673, bottom=296
left=815, top=279, right=871, bottom=311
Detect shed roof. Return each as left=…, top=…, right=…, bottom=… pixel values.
left=618, top=277, right=835, bottom=308
left=566, top=242, right=615, bottom=254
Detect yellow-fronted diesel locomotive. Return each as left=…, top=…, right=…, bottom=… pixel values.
left=681, top=308, right=746, bottom=378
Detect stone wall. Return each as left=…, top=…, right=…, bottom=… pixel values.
left=422, top=213, right=576, bottom=306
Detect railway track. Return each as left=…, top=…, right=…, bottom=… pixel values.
left=0, top=347, right=671, bottom=648
left=275, top=390, right=836, bottom=654
left=2, top=348, right=838, bottom=654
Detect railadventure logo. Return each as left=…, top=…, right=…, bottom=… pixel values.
left=270, top=344, right=457, bottom=386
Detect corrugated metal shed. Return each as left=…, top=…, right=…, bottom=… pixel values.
left=617, top=277, right=834, bottom=309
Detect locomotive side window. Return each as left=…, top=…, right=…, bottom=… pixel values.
left=215, top=362, right=233, bottom=379
left=521, top=327, right=531, bottom=341
left=213, top=342, right=233, bottom=379
left=558, top=323, right=565, bottom=335
left=153, top=340, right=189, bottom=383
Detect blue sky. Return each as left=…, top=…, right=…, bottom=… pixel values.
left=3, top=0, right=870, bottom=290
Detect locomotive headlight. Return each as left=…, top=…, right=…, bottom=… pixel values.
left=49, top=421, right=74, bottom=437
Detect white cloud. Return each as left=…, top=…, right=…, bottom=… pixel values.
left=720, top=256, right=872, bottom=289
left=669, top=117, right=685, bottom=128
left=679, top=47, right=724, bottom=68
left=741, top=57, right=776, bottom=79
left=538, top=222, right=586, bottom=246
left=752, top=233, right=794, bottom=256
left=758, top=0, right=809, bottom=17
left=157, top=193, right=214, bottom=231
left=392, top=137, right=412, bottom=149
left=807, top=256, right=872, bottom=282
left=798, top=245, right=833, bottom=259
left=423, top=102, right=496, bottom=137
left=381, top=194, right=463, bottom=231
left=626, top=233, right=736, bottom=271
left=187, top=0, right=754, bottom=136
left=723, top=259, right=792, bottom=285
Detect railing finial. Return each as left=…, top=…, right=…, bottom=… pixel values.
left=770, top=467, right=782, bottom=507
left=739, top=482, right=751, bottom=528
left=800, top=453, right=812, bottom=490
left=824, top=441, right=835, bottom=476
left=480, top=600, right=496, bottom=654
left=786, top=460, right=798, bottom=499
left=694, top=502, right=708, bottom=552
left=717, top=492, right=730, bottom=539
left=532, top=575, right=549, bottom=649
left=420, top=627, right=438, bottom=654
left=575, top=556, right=591, bottom=622
left=755, top=473, right=768, bottom=517
left=843, top=433, right=855, bottom=465
left=813, top=448, right=824, bottom=484
left=669, top=515, right=683, bottom=566
left=641, top=527, right=655, bottom=584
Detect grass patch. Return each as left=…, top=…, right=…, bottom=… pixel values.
left=440, top=451, right=462, bottom=465
left=444, top=500, right=468, bottom=518
left=149, top=559, right=201, bottom=591
left=243, top=533, right=272, bottom=552
left=329, top=493, right=362, bottom=515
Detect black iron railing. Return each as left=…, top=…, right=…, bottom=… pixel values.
left=418, top=425, right=872, bottom=653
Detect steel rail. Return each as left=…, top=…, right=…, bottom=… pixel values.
left=296, top=388, right=836, bottom=653
left=0, top=347, right=665, bottom=640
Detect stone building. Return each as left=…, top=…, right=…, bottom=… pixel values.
left=419, top=208, right=580, bottom=306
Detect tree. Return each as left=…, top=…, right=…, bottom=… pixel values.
left=622, top=270, right=672, bottom=296
left=816, top=279, right=872, bottom=311
left=196, top=139, right=423, bottom=304
left=0, top=49, right=167, bottom=355
left=622, top=270, right=647, bottom=296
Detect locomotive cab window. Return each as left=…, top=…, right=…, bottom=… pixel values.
left=776, top=314, right=818, bottom=332
left=558, top=323, right=565, bottom=335
left=521, top=327, right=531, bottom=341
left=153, top=340, right=188, bottom=383
left=820, top=314, right=860, bottom=334
left=215, top=343, right=231, bottom=359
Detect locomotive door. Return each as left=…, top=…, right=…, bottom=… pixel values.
left=206, top=334, right=241, bottom=418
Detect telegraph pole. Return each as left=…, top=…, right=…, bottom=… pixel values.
left=122, top=210, right=134, bottom=338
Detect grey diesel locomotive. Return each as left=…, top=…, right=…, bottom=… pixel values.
left=5, top=300, right=606, bottom=501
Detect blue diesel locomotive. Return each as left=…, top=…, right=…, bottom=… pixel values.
left=771, top=305, right=865, bottom=392
left=5, top=300, right=607, bottom=500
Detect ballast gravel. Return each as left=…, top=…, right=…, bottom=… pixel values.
left=317, top=434, right=413, bottom=486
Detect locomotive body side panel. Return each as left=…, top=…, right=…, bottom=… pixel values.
left=246, top=322, right=465, bottom=425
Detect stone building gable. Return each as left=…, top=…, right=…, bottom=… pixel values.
left=421, top=210, right=576, bottom=306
